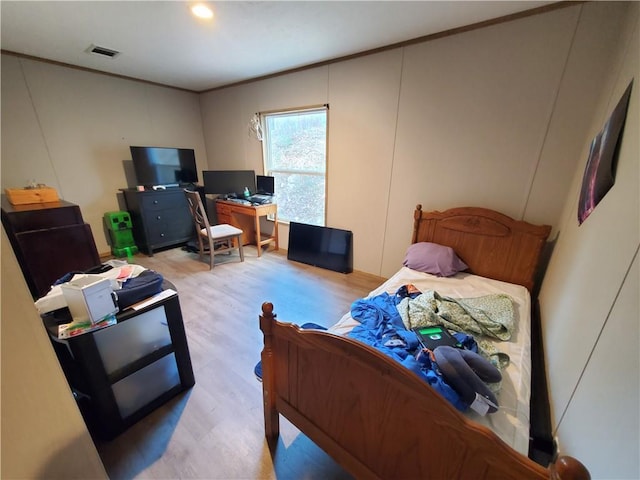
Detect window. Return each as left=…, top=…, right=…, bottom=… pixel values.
left=263, top=107, right=327, bottom=226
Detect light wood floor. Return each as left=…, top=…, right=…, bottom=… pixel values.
left=94, top=245, right=385, bottom=479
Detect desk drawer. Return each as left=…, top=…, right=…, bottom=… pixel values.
left=216, top=203, right=233, bottom=216
left=217, top=213, right=232, bottom=225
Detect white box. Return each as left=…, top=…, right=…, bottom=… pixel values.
left=61, top=275, right=119, bottom=324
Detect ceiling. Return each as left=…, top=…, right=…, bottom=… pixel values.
left=1, top=1, right=555, bottom=93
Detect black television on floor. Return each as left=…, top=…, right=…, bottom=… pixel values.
left=287, top=222, right=353, bottom=273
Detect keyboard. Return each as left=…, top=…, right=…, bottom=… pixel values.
left=228, top=198, right=252, bottom=205
left=247, top=195, right=272, bottom=204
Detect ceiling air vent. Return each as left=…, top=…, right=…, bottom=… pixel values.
left=86, top=44, right=120, bottom=59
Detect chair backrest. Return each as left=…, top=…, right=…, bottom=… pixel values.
left=184, top=189, right=212, bottom=233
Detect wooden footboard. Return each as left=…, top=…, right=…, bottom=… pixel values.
left=260, top=303, right=589, bottom=480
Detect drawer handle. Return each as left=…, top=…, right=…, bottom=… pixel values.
left=156, top=215, right=161, bottom=220
left=160, top=233, right=165, bottom=237
left=153, top=200, right=159, bottom=204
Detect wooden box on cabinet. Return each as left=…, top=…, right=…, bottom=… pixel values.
left=5, top=186, right=59, bottom=205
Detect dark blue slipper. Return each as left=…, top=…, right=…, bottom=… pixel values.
left=254, top=323, right=328, bottom=381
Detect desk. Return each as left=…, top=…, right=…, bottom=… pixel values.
left=215, top=200, right=278, bottom=257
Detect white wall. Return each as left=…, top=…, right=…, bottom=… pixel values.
left=200, top=4, right=623, bottom=280
left=381, top=6, right=580, bottom=274
left=0, top=55, right=208, bottom=255
left=1, top=230, right=107, bottom=479
left=523, top=2, right=636, bottom=228
left=539, top=4, right=639, bottom=478
left=327, top=50, right=403, bottom=274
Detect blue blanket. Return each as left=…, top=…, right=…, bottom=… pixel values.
left=348, top=288, right=480, bottom=412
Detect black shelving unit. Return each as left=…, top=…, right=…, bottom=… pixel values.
left=43, top=287, right=195, bottom=440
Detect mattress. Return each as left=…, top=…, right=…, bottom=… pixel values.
left=329, top=266, right=532, bottom=455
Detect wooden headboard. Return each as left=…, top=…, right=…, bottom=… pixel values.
left=412, top=205, right=551, bottom=291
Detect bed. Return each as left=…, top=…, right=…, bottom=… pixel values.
left=259, top=205, right=589, bottom=479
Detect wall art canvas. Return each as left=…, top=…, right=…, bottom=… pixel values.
left=578, top=80, right=633, bottom=225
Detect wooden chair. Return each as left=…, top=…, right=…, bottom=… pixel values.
left=184, top=189, right=244, bottom=269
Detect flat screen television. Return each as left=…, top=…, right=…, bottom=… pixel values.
left=130, top=146, right=198, bottom=187
left=288, top=222, right=353, bottom=273
left=203, top=170, right=256, bottom=197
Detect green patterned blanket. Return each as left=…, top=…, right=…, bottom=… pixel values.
left=397, top=290, right=515, bottom=341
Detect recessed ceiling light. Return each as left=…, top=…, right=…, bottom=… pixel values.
left=191, top=4, right=213, bottom=20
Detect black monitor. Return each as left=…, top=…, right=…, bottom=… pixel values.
left=130, top=146, right=198, bottom=187
left=203, top=170, right=256, bottom=197
left=256, top=175, right=275, bottom=195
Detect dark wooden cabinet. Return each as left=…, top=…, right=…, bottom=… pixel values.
left=122, top=188, right=194, bottom=255
left=1, top=195, right=100, bottom=299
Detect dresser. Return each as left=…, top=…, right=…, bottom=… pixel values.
left=1, top=195, right=100, bottom=299
left=122, top=188, right=194, bottom=255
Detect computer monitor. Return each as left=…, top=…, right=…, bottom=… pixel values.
left=202, top=170, right=256, bottom=197
left=256, top=175, right=275, bottom=195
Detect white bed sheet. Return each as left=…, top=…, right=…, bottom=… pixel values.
left=329, top=266, right=532, bottom=455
